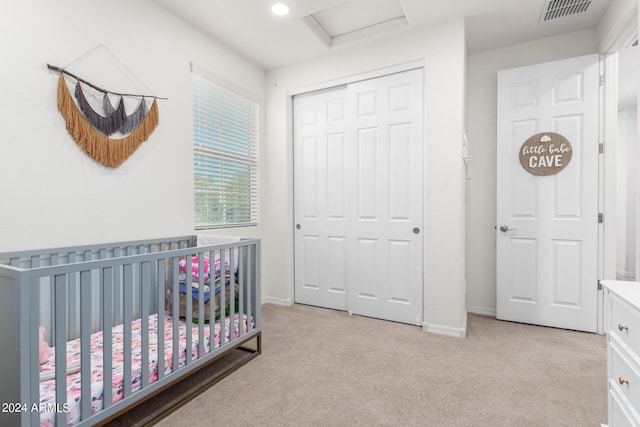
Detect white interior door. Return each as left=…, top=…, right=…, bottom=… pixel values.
left=496, top=54, right=600, bottom=332
left=294, top=68, right=423, bottom=325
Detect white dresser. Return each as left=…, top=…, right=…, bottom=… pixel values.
left=601, top=280, right=640, bottom=426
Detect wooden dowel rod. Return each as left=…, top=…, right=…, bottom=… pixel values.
left=46, top=63, right=168, bottom=100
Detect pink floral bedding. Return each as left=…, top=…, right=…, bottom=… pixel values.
left=39, top=312, right=252, bottom=426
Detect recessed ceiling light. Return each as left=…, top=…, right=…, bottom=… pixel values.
left=271, top=3, right=290, bottom=16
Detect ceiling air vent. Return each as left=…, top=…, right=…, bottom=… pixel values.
left=540, top=0, right=591, bottom=22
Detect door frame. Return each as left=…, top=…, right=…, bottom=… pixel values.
left=287, top=60, right=425, bottom=97
left=600, top=2, right=639, bottom=334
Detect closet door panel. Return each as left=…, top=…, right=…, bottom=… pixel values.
left=294, top=87, right=348, bottom=310
left=346, top=68, right=424, bottom=325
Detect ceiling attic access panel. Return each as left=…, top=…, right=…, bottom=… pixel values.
left=302, top=0, right=408, bottom=48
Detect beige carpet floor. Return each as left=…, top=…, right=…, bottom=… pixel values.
left=155, top=303, right=607, bottom=427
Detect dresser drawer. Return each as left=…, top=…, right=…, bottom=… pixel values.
left=610, top=384, right=640, bottom=427
left=602, top=281, right=640, bottom=427
left=611, top=295, right=640, bottom=352
left=609, top=335, right=640, bottom=425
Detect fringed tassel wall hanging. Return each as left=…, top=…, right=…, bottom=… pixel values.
left=47, top=58, right=165, bottom=168
left=74, top=82, right=127, bottom=136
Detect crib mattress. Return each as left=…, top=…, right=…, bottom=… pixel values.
left=38, top=312, right=252, bottom=426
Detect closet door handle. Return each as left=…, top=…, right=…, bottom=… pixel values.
left=413, top=227, right=420, bottom=234
left=619, top=377, right=629, bottom=386
left=618, top=324, right=628, bottom=332
left=296, top=224, right=301, bottom=230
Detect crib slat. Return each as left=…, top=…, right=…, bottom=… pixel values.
left=229, top=248, right=236, bottom=325
left=245, top=246, right=253, bottom=338
left=102, top=267, right=114, bottom=408
left=80, top=270, right=92, bottom=420
left=252, top=244, right=257, bottom=331
left=219, top=248, right=227, bottom=348
left=113, top=249, right=123, bottom=323
left=68, top=253, right=79, bottom=346
left=172, top=258, right=179, bottom=373
left=205, top=251, right=214, bottom=331
left=123, top=263, right=133, bottom=398
left=54, top=274, right=68, bottom=427
left=29, top=277, right=40, bottom=427
left=149, top=255, right=158, bottom=316
left=156, top=260, right=165, bottom=381
left=185, top=256, right=192, bottom=365
left=238, top=247, right=245, bottom=339
left=141, top=261, right=150, bottom=388
left=197, top=253, right=205, bottom=358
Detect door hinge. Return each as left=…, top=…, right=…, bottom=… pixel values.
left=598, top=213, right=604, bottom=223
left=598, top=280, right=602, bottom=291
left=600, top=75, right=605, bottom=86
left=599, top=143, right=604, bottom=154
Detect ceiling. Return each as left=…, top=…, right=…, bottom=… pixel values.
left=155, top=0, right=612, bottom=70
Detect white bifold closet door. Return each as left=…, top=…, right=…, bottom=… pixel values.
left=293, top=68, right=423, bottom=325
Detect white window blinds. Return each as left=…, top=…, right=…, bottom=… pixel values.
left=191, top=65, right=259, bottom=228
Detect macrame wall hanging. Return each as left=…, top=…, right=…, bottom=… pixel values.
left=47, top=46, right=166, bottom=168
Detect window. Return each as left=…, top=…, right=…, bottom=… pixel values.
left=191, top=64, right=259, bottom=228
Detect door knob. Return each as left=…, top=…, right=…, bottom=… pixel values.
left=413, top=227, right=420, bottom=234
left=498, top=225, right=517, bottom=232
left=296, top=224, right=301, bottom=230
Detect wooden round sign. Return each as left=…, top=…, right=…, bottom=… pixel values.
left=519, top=132, right=572, bottom=176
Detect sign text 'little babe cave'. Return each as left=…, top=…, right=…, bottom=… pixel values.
left=519, top=132, right=572, bottom=176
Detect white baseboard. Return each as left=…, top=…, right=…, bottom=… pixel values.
left=424, top=322, right=467, bottom=338
left=263, top=297, right=470, bottom=339
left=466, top=305, right=497, bottom=317
left=261, top=296, right=293, bottom=306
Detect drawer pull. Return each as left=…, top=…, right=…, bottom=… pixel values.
left=619, top=377, right=630, bottom=386
left=618, top=324, right=629, bottom=332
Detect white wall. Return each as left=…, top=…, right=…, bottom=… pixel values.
left=598, top=0, right=640, bottom=282
left=617, top=105, right=638, bottom=279
left=262, top=19, right=468, bottom=336
left=615, top=36, right=638, bottom=282
left=465, top=29, right=599, bottom=316
left=598, top=0, right=639, bottom=52
left=0, top=0, right=265, bottom=252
